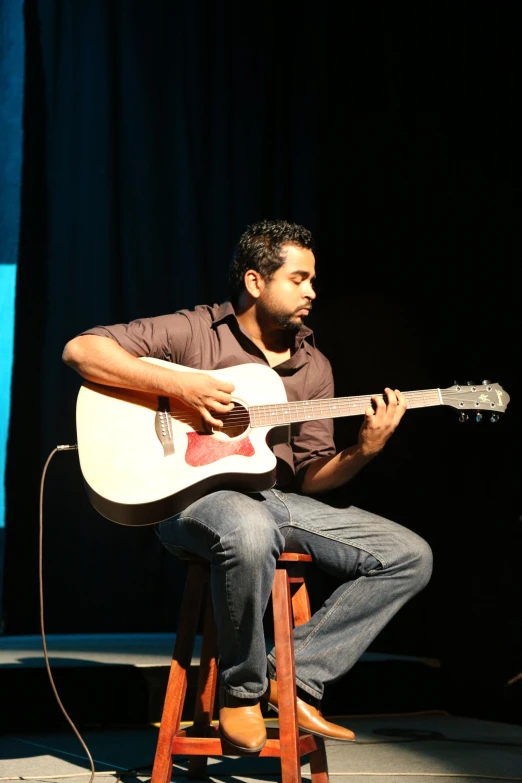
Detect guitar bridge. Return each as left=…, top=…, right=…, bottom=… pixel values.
left=155, top=397, right=174, bottom=456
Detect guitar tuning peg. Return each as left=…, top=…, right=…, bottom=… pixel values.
left=453, top=380, right=459, bottom=386
left=467, top=381, right=474, bottom=386
left=490, top=413, right=499, bottom=423
left=482, top=380, right=491, bottom=385
left=459, top=413, right=469, bottom=423
left=475, top=412, right=483, bottom=423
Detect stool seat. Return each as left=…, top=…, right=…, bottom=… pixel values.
left=151, top=552, right=329, bottom=783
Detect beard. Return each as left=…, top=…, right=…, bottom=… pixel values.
left=271, top=311, right=302, bottom=332
left=257, top=292, right=312, bottom=333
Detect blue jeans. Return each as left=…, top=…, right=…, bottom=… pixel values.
left=156, top=489, right=433, bottom=701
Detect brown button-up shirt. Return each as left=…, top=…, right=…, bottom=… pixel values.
left=80, top=300, right=336, bottom=490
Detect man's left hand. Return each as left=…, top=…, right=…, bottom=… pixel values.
left=358, top=388, right=407, bottom=457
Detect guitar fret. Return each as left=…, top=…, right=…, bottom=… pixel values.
left=249, top=390, right=442, bottom=427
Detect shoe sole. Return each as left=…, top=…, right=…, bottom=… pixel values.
left=267, top=702, right=355, bottom=742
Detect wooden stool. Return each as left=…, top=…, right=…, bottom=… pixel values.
left=151, top=552, right=329, bottom=783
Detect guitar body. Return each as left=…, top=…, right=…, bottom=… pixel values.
left=76, top=359, right=284, bottom=526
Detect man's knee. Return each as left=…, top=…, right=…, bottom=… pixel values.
left=203, top=491, right=284, bottom=566
left=222, top=514, right=284, bottom=568
left=399, top=531, right=433, bottom=592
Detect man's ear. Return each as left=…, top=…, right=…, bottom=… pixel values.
left=243, top=269, right=265, bottom=299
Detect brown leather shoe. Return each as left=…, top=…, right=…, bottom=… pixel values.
left=264, top=679, right=355, bottom=742
left=218, top=689, right=267, bottom=753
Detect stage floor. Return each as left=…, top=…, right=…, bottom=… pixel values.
left=0, top=631, right=440, bottom=668
left=1, top=634, right=521, bottom=781
left=2, top=712, right=522, bottom=782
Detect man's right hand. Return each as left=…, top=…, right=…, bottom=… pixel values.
left=173, top=372, right=235, bottom=430
left=62, top=335, right=235, bottom=430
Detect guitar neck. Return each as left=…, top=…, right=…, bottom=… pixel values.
left=249, top=389, right=442, bottom=428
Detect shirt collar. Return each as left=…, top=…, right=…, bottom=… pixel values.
left=213, top=299, right=315, bottom=348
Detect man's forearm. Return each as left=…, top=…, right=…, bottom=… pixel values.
left=300, top=446, right=378, bottom=495
left=62, top=335, right=184, bottom=397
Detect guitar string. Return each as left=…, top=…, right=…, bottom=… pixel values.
left=167, top=386, right=499, bottom=426
left=171, top=393, right=441, bottom=425
left=171, top=392, right=497, bottom=419
left=171, top=391, right=500, bottom=430
left=230, top=391, right=442, bottom=422
left=224, top=391, right=493, bottom=419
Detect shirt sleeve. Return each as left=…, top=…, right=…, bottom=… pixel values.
left=291, top=357, right=336, bottom=482
left=78, top=312, right=193, bottom=363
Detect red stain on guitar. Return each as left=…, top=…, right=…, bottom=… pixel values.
left=185, top=432, right=255, bottom=467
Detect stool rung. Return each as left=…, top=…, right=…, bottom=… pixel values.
left=172, top=728, right=321, bottom=757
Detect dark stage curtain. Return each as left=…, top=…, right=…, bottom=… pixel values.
left=3, top=0, right=521, bottom=693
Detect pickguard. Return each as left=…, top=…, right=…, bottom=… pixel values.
left=185, top=431, right=255, bottom=467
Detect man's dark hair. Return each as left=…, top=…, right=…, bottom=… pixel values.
left=228, top=219, right=315, bottom=301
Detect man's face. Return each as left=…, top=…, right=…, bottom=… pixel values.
left=257, top=244, right=317, bottom=332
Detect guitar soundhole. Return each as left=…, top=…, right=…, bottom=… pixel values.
left=219, top=403, right=250, bottom=439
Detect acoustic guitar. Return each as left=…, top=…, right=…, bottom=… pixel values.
left=75, top=357, right=510, bottom=526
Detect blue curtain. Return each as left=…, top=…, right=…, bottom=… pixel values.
left=0, top=0, right=24, bottom=625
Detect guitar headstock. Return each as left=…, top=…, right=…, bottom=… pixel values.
left=441, top=381, right=510, bottom=421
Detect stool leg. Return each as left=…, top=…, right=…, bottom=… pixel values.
left=309, top=736, right=330, bottom=783
left=151, top=563, right=208, bottom=783
left=188, top=585, right=219, bottom=780
left=273, top=567, right=301, bottom=783
left=291, top=578, right=330, bottom=783
left=291, top=580, right=312, bottom=627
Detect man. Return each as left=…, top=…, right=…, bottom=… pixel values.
left=62, top=219, right=433, bottom=753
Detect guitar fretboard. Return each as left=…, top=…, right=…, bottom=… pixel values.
left=248, top=389, right=442, bottom=428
